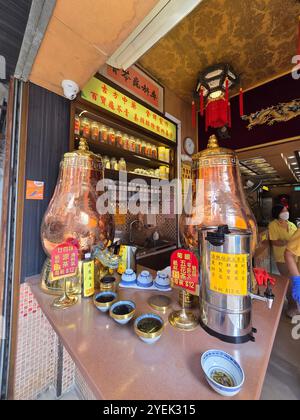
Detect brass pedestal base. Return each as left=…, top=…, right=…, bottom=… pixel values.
left=51, top=293, right=78, bottom=310
left=169, top=309, right=198, bottom=331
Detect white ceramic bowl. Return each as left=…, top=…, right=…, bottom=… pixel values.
left=109, top=300, right=136, bottom=325
left=134, top=313, right=164, bottom=344
left=120, top=269, right=137, bottom=286
left=137, top=271, right=153, bottom=288
left=201, top=350, right=245, bottom=397
left=154, top=272, right=170, bottom=290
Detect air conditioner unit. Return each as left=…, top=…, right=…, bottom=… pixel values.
left=106, top=0, right=202, bottom=70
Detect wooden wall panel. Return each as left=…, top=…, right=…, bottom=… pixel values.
left=21, top=83, right=70, bottom=282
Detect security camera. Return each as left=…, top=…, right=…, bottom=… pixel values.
left=61, top=80, right=79, bottom=100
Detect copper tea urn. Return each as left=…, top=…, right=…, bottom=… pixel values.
left=40, top=138, right=115, bottom=294
left=180, top=135, right=257, bottom=254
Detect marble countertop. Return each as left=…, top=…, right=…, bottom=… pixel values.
left=27, top=270, right=288, bottom=400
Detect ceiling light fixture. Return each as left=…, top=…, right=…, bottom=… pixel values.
left=106, top=0, right=202, bottom=70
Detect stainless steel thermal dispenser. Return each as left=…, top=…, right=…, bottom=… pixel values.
left=200, top=225, right=255, bottom=343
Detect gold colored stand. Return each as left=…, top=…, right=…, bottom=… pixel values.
left=169, top=290, right=198, bottom=331
left=51, top=277, right=78, bottom=310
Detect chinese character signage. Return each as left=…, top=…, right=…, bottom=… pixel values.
left=210, top=252, right=248, bottom=296
left=99, top=64, right=164, bottom=113
left=171, top=249, right=199, bottom=296
left=81, top=77, right=176, bottom=143
left=51, top=242, right=79, bottom=281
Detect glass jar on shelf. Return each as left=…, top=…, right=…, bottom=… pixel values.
left=151, top=145, right=158, bottom=160
left=108, top=128, right=116, bottom=146
left=129, top=136, right=136, bottom=152
left=103, top=156, right=110, bottom=169
left=158, top=146, right=166, bottom=162
left=159, top=165, right=168, bottom=180
left=118, top=158, right=127, bottom=172
left=81, top=117, right=91, bottom=139
left=99, top=125, right=108, bottom=143
left=91, top=121, right=100, bottom=141
left=74, top=114, right=80, bottom=136
left=165, top=166, right=170, bottom=180
left=123, top=134, right=130, bottom=150
left=110, top=157, right=119, bottom=171
left=164, top=148, right=170, bottom=163
left=135, top=138, right=142, bottom=154
left=141, top=141, right=147, bottom=155
left=145, top=143, right=151, bottom=157
left=115, top=131, right=123, bottom=148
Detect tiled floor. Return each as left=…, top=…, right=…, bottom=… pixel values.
left=37, top=386, right=81, bottom=400
left=261, top=313, right=300, bottom=400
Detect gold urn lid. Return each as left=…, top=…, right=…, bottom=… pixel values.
left=192, top=135, right=237, bottom=168
left=193, top=135, right=235, bottom=159
left=63, top=138, right=103, bottom=172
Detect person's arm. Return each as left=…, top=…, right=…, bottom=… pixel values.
left=268, top=222, right=287, bottom=246
left=271, top=239, right=288, bottom=247
left=285, top=249, right=300, bottom=277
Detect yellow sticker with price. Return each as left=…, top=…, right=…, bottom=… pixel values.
left=210, top=252, right=248, bottom=296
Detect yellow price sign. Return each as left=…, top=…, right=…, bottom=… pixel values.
left=210, top=252, right=248, bottom=296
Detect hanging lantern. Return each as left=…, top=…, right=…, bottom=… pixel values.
left=239, top=87, right=244, bottom=117
left=297, top=16, right=300, bottom=60
left=194, top=64, right=240, bottom=130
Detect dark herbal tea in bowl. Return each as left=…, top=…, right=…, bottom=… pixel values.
left=112, top=304, right=134, bottom=315
left=211, top=370, right=235, bottom=387
left=137, top=318, right=162, bottom=334
left=95, top=294, right=115, bottom=304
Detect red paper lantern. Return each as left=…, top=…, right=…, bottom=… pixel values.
left=194, top=64, right=240, bottom=130
left=205, top=97, right=228, bottom=129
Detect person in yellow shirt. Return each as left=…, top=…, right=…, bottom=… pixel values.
left=268, top=204, right=297, bottom=277
left=285, top=228, right=300, bottom=318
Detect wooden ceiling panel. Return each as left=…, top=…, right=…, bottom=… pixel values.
left=53, top=0, right=159, bottom=57
left=29, top=0, right=159, bottom=95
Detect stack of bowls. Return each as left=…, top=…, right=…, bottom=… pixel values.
left=137, top=271, right=153, bottom=288
left=120, top=269, right=137, bottom=286
left=154, top=272, right=170, bottom=290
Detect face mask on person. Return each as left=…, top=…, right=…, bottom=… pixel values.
left=279, top=212, right=289, bottom=221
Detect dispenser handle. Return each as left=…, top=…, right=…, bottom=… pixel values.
left=206, top=225, right=230, bottom=247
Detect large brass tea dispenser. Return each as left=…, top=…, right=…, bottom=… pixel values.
left=179, top=135, right=275, bottom=343
left=41, top=138, right=115, bottom=294
left=180, top=135, right=258, bottom=253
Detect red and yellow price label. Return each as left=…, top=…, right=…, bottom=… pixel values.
left=51, top=242, right=79, bottom=281
left=171, top=249, right=199, bottom=296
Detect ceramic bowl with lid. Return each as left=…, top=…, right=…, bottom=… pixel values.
left=137, top=271, right=153, bottom=288
left=154, top=272, right=170, bottom=290
left=120, top=269, right=137, bottom=286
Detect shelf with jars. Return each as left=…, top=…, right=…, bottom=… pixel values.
left=70, top=100, right=176, bottom=181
